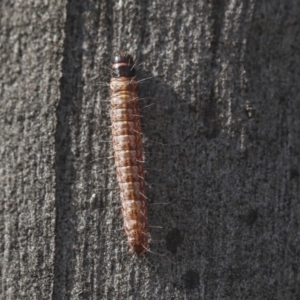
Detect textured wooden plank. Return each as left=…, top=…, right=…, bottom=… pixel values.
left=1, top=0, right=300, bottom=299
left=0, top=1, right=66, bottom=299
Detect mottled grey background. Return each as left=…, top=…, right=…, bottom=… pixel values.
left=1, top=0, right=300, bottom=299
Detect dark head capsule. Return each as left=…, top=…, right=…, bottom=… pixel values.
left=112, top=52, right=136, bottom=78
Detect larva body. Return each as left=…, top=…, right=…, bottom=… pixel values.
left=110, top=53, right=148, bottom=254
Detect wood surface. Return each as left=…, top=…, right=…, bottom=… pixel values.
left=1, top=0, right=299, bottom=299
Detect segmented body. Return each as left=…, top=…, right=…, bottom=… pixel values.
left=110, top=53, right=148, bottom=254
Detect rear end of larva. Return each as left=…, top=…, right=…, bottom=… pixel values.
left=110, top=52, right=148, bottom=254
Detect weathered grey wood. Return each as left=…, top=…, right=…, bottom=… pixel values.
left=0, top=1, right=66, bottom=299
left=1, top=0, right=300, bottom=299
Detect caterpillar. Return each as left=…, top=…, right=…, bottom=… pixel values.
left=110, top=52, right=148, bottom=254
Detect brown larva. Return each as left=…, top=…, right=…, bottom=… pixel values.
left=110, top=52, right=148, bottom=254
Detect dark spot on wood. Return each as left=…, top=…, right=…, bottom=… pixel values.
left=239, top=209, right=258, bottom=226
left=165, top=228, right=184, bottom=254
left=290, top=168, right=299, bottom=180
left=279, top=96, right=285, bottom=104
left=182, top=270, right=199, bottom=290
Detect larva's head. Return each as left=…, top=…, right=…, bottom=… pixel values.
left=112, top=52, right=136, bottom=78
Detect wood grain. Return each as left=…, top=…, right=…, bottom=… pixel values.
left=1, top=0, right=300, bottom=299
